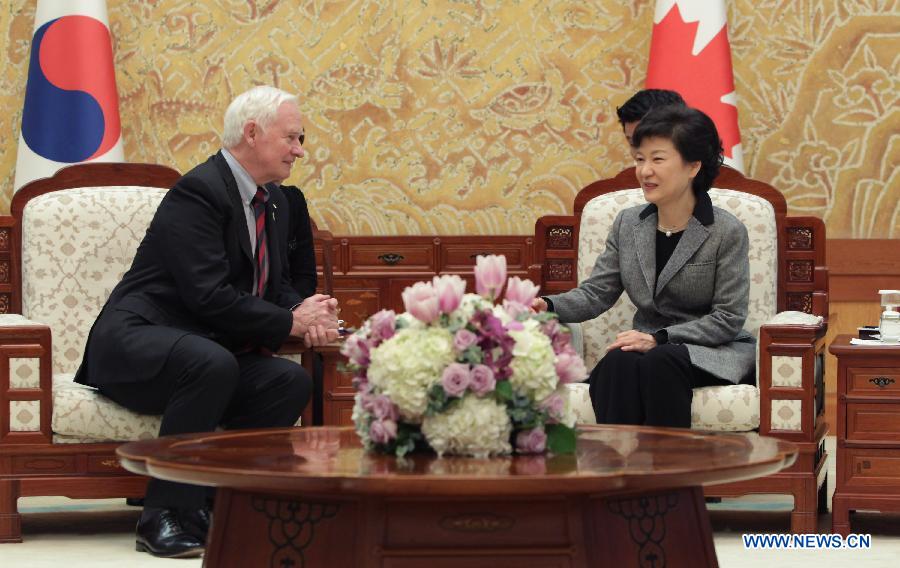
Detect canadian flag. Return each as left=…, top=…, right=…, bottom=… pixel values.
left=646, top=0, right=743, bottom=172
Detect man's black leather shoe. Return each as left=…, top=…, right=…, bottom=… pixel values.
left=135, top=507, right=204, bottom=558
left=180, top=506, right=212, bottom=543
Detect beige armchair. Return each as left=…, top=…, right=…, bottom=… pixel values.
left=0, top=163, right=331, bottom=542
left=531, top=166, right=829, bottom=533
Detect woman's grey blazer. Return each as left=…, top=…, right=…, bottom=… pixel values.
left=547, top=201, right=755, bottom=384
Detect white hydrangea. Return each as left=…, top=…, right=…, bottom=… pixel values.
left=508, top=319, right=558, bottom=402
left=422, top=395, right=512, bottom=458
left=367, top=327, right=455, bottom=420
left=351, top=393, right=372, bottom=447
left=395, top=312, right=425, bottom=330
left=450, top=293, right=494, bottom=324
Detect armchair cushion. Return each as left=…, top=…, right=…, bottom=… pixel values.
left=51, top=373, right=162, bottom=444
left=565, top=382, right=761, bottom=431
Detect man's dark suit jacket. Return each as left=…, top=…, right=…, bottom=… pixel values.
left=281, top=185, right=317, bottom=298
left=75, top=152, right=303, bottom=387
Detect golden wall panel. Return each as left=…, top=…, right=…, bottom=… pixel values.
left=1, top=0, right=897, bottom=237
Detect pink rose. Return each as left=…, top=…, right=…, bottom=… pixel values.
left=539, top=393, right=565, bottom=421
left=469, top=364, right=496, bottom=395
left=515, top=427, right=547, bottom=454
left=370, top=309, right=396, bottom=341
left=432, top=275, right=466, bottom=313
left=369, top=419, right=398, bottom=444
left=474, top=255, right=507, bottom=300
left=401, top=281, right=440, bottom=323
left=441, top=363, right=471, bottom=397
left=555, top=351, right=588, bottom=384
left=341, top=334, right=370, bottom=366
left=454, top=329, right=478, bottom=352
left=504, top=276, right=540, bottom=306
left=366, top=394, right=399, bottom=421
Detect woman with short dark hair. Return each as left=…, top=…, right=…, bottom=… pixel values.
left=534, top=105, right=754, bottom=427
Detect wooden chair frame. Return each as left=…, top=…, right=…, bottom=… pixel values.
left=529, top=166, right=830, bottom=533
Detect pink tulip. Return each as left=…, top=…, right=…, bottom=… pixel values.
left=441, top=363, right=471, bottom=397
left=370, top=309, right=396, bottom=341
left=401, top=281, right=440, bottom=323
left=454, top=329, right=478, bottom=352
left=505, top=276, right=540, bottom=306
left=555, top=351, right=588, bottom=384
left=502, top=300, right=529, bottom=319
left=370, top=419, right=398, bottom=444
left=432, top=275, right=466, bottom=313
left=469, top=364, right=496, bottom=395
left=474, top=255, right=507, bottom=300
left=515, top=427, right=547, bottom=454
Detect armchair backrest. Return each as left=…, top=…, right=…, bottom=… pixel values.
left=533, top=167, right=828, bottom=370
left=9, top=163, right=181, bottom=374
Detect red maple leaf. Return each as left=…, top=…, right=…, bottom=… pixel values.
left=645, top=4, right=741, bottom=159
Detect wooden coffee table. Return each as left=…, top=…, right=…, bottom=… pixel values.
left=118, top=426, right=796, bottom=567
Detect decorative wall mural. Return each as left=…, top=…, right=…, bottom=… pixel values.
left=1, top=0, right=897, bottom=237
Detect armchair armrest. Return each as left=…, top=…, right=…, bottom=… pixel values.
left=530, top=215, right=579, bottom=294
left=0, top=315, right=53, bottom=444
left=757, top=311, right=827, bottom=442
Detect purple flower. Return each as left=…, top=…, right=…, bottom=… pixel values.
left=370, top=309, right=396, bottom=341
left=504, top=276, right=540, bottom=306
left=454, top=329, right=478, bottom=352
left=474, top=255, right=507, bottom=300
left=469, top=364, right=496, bottom=395
left=432, top=274, right=466, bottom=313
left=441, top=363, right=471, bottom=397
left=555, top=351, right=588, bottom=384
left=341, top=334, right=370, bottom=366
left=401, top=281, right=440, bottom=324
left=516, top=427, right=547, bottom=454
left=370, top=419, right=398, bottom=444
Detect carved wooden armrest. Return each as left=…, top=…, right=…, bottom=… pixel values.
left=757, top=312, right=827, bottom=441
left=0, top=316, right=53, bottom=444
left=530, top=215, right=579, bottom=294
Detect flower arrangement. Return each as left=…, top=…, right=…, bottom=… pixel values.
left=341, top=255, right=587, bottom=458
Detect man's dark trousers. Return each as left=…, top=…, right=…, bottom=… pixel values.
left=100, top=331, right=311, bottom=509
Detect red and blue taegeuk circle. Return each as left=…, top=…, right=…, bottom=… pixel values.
left=21, top=15, right=121, bottom=162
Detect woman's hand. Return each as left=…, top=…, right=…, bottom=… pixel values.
left=607, top=330, right=657, bottom=353
left=531, top=297, right=548, bottom=313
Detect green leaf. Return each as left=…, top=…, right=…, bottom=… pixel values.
left=462, top=346, right=484, bottom=365
left=494, top=380, right=513, bottom=402
left=546, top=424, right=577, bottom=454
left=425, top=384, right=451, bottom=415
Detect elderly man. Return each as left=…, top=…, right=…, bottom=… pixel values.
left=74, top=86, right=339, bottom=558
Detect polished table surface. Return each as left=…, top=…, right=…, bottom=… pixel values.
left=118, top=427, right=797, bottom=568
left=118, top=425, right=796, bottom=494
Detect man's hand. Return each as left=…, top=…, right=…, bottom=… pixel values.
left=290, top=294, right=340, bottom=346
left=531, top=297, right=548, bottom=313
left=607, top=330, right=657, bottom=353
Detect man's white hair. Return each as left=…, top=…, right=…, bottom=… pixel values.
left=222, top=86, right=298, bottom=148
